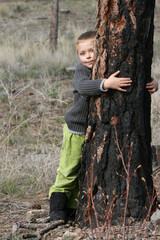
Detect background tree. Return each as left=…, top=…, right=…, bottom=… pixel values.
left=50, top=0, right=59, bottom=52
left=76, top=0, right=156, bottom=224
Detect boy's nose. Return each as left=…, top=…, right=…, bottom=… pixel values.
left=86, top=52, right=91, bottom=58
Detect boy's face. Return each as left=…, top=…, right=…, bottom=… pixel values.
left=77, top=39, right=95, bottom=69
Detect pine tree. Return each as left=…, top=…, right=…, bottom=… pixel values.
left=76, top=0, right=156, bottom=225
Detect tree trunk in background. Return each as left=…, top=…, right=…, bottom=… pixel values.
left=76, top=0, right=156, bottom=225
left=50, top=0, right=59, bottom=52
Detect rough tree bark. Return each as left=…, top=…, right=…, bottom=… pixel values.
left=76, top=0, right=156, bottom=225
left=50, top=0, right=59, bottom=52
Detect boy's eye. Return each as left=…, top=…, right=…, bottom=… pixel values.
left=80, top=52, right=85, bottom=56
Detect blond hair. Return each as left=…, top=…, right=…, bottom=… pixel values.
left=76, top=31, right=96, bottom=45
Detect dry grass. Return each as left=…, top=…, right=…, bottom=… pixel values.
left=0, top=0, right=159, bottom=198
left=0, top=34, right=78, bottom=79
left=0, top=20, right=87, bottom=196
left=0, top=144, right=60, bottom=196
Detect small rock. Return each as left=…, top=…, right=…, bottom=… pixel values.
left=12, top=223, right=19, bottom=234
left=63, top=230, right=79, bottom=240
left=117, top=233, right=122, bottom=238
left=26, top=209, right=48, bottom=222
left=151, top=209, right=160, bottom=223
left=59, top=9, right=71, bottom=14
left=58, top=225, right=64, bottom=229
left=65, top=66, right=76, bottom=72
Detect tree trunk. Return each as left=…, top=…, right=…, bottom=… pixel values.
left=76, top=0, right=156, bottom=225
left=50, top=0, right=59, bottom=52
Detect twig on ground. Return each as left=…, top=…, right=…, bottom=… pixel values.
left=30, top=86, right=46, bottom=100
left=36, top=216, right=50, bottom=223
left=2, top=115, right=37, bottom=145
left=13, top=222, right=50, bottom=230
left=47, top=98, right=67, bottom=104
left=13, top=220, right=64, bottom=239
left=11, top=84, right=32, bottom=102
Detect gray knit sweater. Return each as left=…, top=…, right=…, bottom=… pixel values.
left=65, top=63, right=106, bottom=134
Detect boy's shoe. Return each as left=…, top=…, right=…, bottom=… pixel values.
left=50, top=192, right=68, bottom=222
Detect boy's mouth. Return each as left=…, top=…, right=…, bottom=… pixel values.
left=87, top=61, right=93, bottom=64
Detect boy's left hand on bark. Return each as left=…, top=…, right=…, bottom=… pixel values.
left=146, top=77, right=158, bottom=94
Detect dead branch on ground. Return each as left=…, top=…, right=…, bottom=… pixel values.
left=12, top=219, right=64, bottom=239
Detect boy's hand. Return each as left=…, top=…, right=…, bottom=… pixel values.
left=103, top=71, right=132, bottom=92
left=146, top=77, right=158, bottom=94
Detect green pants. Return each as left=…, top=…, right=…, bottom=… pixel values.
left=49, top=123, right=85, bottom=209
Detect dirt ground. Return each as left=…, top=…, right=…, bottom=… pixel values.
left=0, top=192, right=49, bottom=238
left=0, top=190, right=160, bottom=239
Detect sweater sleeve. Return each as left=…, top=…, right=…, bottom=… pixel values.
left=74, top=64, right=104, bottom=96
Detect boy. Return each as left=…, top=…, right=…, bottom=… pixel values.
left=49, top=31, right=158, bottom=222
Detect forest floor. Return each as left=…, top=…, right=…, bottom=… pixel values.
left=0, top=0, right=160, bottom=239
left=0, top=190, right=160, bottom=239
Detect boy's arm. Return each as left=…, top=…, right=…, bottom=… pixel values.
left=146, top=77, right=158, bottom=94
left=102, top=71, right=132, bottom=92
left=74, top=66, right=132, bottom=96
left=74, top=66, right=104, bottom=96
